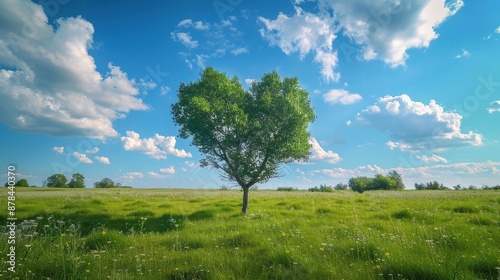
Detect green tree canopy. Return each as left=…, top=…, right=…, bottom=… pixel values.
left=94, top=178, right=115, bottom=188
left=349, top=171, right=405, bottom=193
left=44, top=174, right=67, bottom=188
left=68, top=173, right=85, bottom=188
left=15, top=179, right=29, bottom=187
left=171, top=67, right=315, bottom=213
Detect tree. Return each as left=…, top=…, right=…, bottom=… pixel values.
left=44, top=174, right=67, bottom=188
left=68, top=173, right=85, bottom=188
left=387, top=170, right=405, bottom=190
left=94, top=178, right=115, bottom=188
left=15, top=179, right=30, bottom=187
left=334, top=183, right=348, bottom=190
left=349, top=171, right=405, bottom=193
left=171, top=67, right=315, bottom=213
left=348, top=177, right=373, bottom=193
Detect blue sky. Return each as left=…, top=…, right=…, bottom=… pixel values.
left=1, top=0, right=499, bottom=189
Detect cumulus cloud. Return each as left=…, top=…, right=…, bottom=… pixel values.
left=95, top=156, right=110, bottom=165
left=487, top=101, right=500, bottom=113
left=148, top=172, right=165, bottom=179
left=274, top=0, right=464, bottom=71
left=170, top=32, right=198, bottom=48
left=185, top=161, right=197, bottom=168
left=0, top=0, right=150, bottom=139
left=160, top=166, right=176, bottom=174
left=85, top=147, right=99, bottom=154
left=309, top=137, right=342, bottom=163
left=53, top=147, right=64, bottom=154
left=259, top=7, right=339, bottom=82
left=73, top=152, right=93, bottom=164
left=178, top=19, right=210, bottom=30
left=415, top=154, right=448, bottom=164
left=323, top=89, right=362, bottom=105
left=121, top=131, right=192, bottom=160
left=320, top=0, right=463, bottom=67
left=352, top=94, right=482, bottom=152
left=121, top=172, right=144, bottom=180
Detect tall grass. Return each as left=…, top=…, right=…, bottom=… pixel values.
left=0, top=188, right=499, bottom=279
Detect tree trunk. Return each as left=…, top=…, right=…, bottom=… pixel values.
left=241, top=187, right=250, bottom=214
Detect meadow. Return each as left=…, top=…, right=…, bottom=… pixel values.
left=0, top=188, right=499, bottom=279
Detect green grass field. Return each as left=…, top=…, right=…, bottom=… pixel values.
left=1, top=188, right=499, bottom=279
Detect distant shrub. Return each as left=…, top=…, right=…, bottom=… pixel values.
left=277, top=187, right=296, bottom=191
left=414, top=181, right=449, bottom=190
left=348, top=171, right=404, bottom=193
left=308, top=184, right=333, bottom=192
left=481, top=185, right=500, bottom=190
left=334, top=183, right=348, bottom=190
left=220, top=185, right=230, bottom=191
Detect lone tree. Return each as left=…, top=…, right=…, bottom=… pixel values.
left=68, top=173, right=85, bottom=188
left=15, top=179, right=30, bottom=187
left=94, top=177, right=115, bottom=188
left=172, top=67, right=315, bottom=213
left=44, top=174, right=67, bottom=188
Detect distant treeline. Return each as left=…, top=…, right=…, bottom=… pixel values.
left=275, top=171, right=499, bottom=193
left=3, top=173, right=132, bottom=188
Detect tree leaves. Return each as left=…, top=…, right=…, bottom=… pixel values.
left=171, top=67, right=315, bottom=190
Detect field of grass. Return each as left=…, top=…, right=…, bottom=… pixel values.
left=1, top=188, right=499, bottom=279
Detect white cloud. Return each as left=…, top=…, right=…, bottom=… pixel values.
left=177, top=19, right=210, bottom=30
left=185, top=161, right=197, bottom=168
left=160, top=166, right=176, bottom=174
left=487, top=101, right=500, bottom=113
left=484, top=26, right=500, bottom=40
left=53, top=147, right=64, bottom=154
left=121, top=172, right=144, bottom=180
left=95, top=156, right=110, bottom=165
left=184, top=59, right=193, bottom=69
left=322, top=0, right=463, bottom=67
left=259, top=7, right=339, bottom=82
left=170, top=32, right=198, bottom=48
left=121, top=131, right=192, bottom=160
left=454, top=49, right=470, bottom=59
left=85, top=147, right=99, bottom=154
left=73, top=152, right=93, bottom=164
left=415, top=154, right=448, bottom=164
left=178, top=19, right=193, bottom=28
left=0, top=0, right=149, bottom=139
left=309, top=137, right=342, bottom=163
left=353, top=94, right=482, bottom=152
left=160, top=86, right=171, bottom=95
left=196, top=54, right=208, bottom=68
left=323, top=89, right=362, bottom=105
left=231, top=47, right=249, bottom=56
left=148, top=172, right=166, bottom=179
left=244, top=78, right=256, bottom=87
left=172, top=18, right=245, bottom=69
